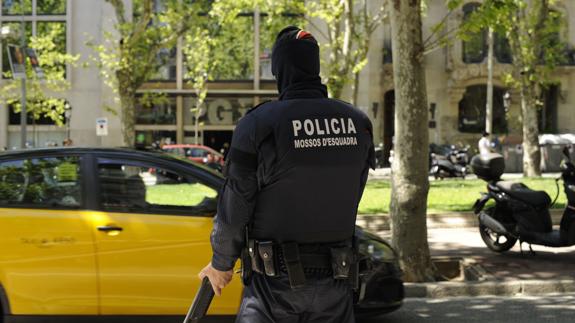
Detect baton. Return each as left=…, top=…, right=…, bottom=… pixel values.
left=183, top=277, right=215, bottom=323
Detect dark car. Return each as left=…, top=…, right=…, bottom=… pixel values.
left=0, top=147, right=403, bottom=321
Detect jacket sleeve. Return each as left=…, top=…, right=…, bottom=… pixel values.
left=358, top=116, right=375, bottom=201
left=210, top=114, right=259, bottom=271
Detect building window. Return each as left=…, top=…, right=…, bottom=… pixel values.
left=0, top=0, right=68, bottom=77
left=135, top=96, right=177, bottom=125
left=462, top=3, right=486, bottom=64
left=37, top=0, right=66, bottom=15
left=183, top=14, right=255, bottom=81
left=183, top=96, right=253, bottom=127
left=135, top=131, right=176, bottom=148
left=134, top=0, right=177, bottom=81
left=458, top=85, right=508, bottom=134
left=461, top=2, right=512, bottom=64
left=1, top=0, right=32, bottom=15
left=8, top=102, right=67, bottom=125
left=494, top=32, right=512, bottom=64
left=151, top=46, right=177, bottom=81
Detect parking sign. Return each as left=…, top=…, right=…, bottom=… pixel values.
left=96, top=118, right=108, bottom=136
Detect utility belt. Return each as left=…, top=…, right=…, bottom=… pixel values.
left=241, top=239, right=358, bottom=289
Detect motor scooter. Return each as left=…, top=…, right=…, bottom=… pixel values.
left=471, top=147, right=575, bottom=253
left=430, top=145, right=470, bottom=179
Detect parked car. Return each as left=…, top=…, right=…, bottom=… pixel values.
left=0, top=148, right=403, bottom=321
left=162, top=144, right=224, bottom=170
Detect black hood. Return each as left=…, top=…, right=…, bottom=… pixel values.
left=271, top=26, right=328, bottom=100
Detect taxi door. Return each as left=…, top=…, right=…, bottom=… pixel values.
left=91, top=157, right=242, bottom=315
left=0, top=155, right=98, bottom=315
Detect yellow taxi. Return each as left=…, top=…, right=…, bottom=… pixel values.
left=0, top=148, right=403, bottom=321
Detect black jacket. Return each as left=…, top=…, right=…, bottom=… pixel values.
left=210, top=29, right=375, bottom=271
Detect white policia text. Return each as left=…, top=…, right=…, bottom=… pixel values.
left=292, top=118, right=358, bottom=149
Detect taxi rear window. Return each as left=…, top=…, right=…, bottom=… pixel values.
left=0, top=156, right=82, bottom=208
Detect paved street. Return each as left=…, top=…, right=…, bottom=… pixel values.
left=359, top=293, right=575, bottom=323
left=92, top=294, right=575, bottom=323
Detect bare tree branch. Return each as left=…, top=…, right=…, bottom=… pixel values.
left=106, top=0, right=128, bottom=27
left=422, top=9, right=454, bottom=49
left=302, top=16, right=330, bottom=41
left=422, top=25, right=460, bottom=53
left=130, top=0, right=154, bottom=45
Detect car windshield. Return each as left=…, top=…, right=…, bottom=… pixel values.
left=186, top=148, right=206, bottom=157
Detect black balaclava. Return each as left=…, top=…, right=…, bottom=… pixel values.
left=272, top=26, right=328, bottom=100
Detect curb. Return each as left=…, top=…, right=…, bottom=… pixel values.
left=404, top=279, right=575, bottom=298
left=356, top=209, right=563, bottom=231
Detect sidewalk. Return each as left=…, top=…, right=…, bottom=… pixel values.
left=356, top=209, right=565, bottom=231
left=368, top=167, right=562, bottom=180
left=360, top=217, right=575, bottom=298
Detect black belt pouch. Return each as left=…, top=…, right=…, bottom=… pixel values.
left=330, top=247, right=353, bottom=279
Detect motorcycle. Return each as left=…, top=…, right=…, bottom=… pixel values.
left=471, top=147, right=575, bottom=253
left=429, top=144, right=470, bottom=179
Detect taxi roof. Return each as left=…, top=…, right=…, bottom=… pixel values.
left=0, top=146, right=224, bottom=183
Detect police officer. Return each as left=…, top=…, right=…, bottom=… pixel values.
left=199, top=26, right=375, bottom=323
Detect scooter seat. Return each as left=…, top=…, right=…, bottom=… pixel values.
left=496, top=181, right=551, bottom=207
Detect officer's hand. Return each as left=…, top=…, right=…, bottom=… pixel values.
left=198, top=263, right=233, bottom=296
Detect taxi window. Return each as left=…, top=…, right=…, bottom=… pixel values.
left=0, top=156, right=82, bottom=208
left=97, top=160, right=217, bottom=216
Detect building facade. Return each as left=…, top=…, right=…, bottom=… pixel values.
left=1, top=0, right=574, bottom=159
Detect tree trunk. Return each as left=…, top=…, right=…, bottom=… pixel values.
left=327, top=78, right=345, bottom=99
left=520, top=81, right=542, bottom=177
left=389, top=0, right=434, bottom=282
left=351, top=71, right=360, bottom=106
left=119, top=89, right=136, bottom=147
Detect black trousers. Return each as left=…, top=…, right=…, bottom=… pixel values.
left=235, top=273, right=355, bottom=323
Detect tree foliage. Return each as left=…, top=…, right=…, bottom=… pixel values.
left=275, top=0, right=387, bottom=101
left=181, top=0, right=305, bottom=143
left=454, top=0, right=565, bottom=176
left=90, top=0, right=193, bottom=146
left=0, top=22, right=79, bottom=126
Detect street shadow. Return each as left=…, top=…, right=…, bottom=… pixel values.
left=374, top=229, right=575, bottom=281
left=428, top=241, right=575, bottom=281
left=359, top=295, right=575, bottom=322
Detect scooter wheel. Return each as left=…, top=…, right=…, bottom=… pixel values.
left=479, top=223, right=517, bottom=252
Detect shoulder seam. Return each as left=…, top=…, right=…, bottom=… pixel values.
left=246, top=100, right=273, bottom=115
left=331, top=98, right=353, bottom=107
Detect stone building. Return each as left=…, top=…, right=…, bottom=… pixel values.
left=371, top=0, right=575, bottom=165
left=0, top=0, right=574, bottom=163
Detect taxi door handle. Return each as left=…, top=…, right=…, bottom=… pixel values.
left=97, top=225, right=123, bottom=232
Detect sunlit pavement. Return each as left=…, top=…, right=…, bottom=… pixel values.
left=378, top=227, right=575, bottom=281
left=368, top=167, right=561, bottom=181
left=359, top=293, right=575, bottom=323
